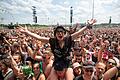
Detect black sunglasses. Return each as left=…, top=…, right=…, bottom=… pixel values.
left=107, top=61, right=116, bottom=66
left=85, top=69, right=93, bottom=73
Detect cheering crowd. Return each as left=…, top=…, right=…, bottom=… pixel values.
left=0, top=19, right=120, bottom=80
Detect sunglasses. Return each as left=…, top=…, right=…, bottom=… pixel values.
left=85, top=69, right=93, bottom=73
left=107, top=61, right=116, bottom=66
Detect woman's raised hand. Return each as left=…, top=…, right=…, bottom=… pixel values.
left=17, top=25, right=28, bottom=33
left=87, top=19, right=97, bottom=29
left=87, top=19, right=97, bottom=25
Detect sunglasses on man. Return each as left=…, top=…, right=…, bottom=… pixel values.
left=85, top=69, right=93, bottom=73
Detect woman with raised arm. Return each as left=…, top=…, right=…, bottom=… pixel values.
left=19, top=19, right=96, bottom=80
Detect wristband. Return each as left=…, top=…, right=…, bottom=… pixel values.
left=87, top=24, right=92, bottom=29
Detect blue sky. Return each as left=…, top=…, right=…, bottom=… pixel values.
left=0, top=0, right=120, bottom=24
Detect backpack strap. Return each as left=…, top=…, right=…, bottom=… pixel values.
left=39, top=61, right=43, bottom=73
left=3, top=69, right=13, bottom=79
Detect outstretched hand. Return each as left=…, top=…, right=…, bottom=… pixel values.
left=87, top=19, right=97, bottom=29
left=17, top=25, right=28, bottom=33
left=87, top=19, right=97, bottom=25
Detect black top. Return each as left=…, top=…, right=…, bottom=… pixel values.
left=49, top=36, right=73, bottom=68
left=74, top=75, right=84, bottom=80
left=0, top=71, right=4, bottom=80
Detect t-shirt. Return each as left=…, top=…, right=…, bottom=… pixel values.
left=49, top=36, right=74, bottom=68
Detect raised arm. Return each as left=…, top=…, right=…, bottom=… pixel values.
left=71, top=19, right=96, bottom=40
left=8, top=51, right=20, bottom=76
left=103, top=64, right=120, bottom=80
left=98, top=42, right=106, bottom=62
left=18, top=26, right=49, bottom=43
left=23, top=41, right=43, bottom=61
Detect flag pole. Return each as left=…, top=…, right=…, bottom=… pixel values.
left=92, top=0, right=94, bottom=19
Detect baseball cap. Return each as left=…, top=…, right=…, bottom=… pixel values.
left=54, top=26, right=66, bottom=36
left=72, top=62, right=82, bottom=69
left=83, top=61, right=95, bottom=69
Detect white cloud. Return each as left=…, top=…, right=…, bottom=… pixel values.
left=0, top=0, right=120, bottom=24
